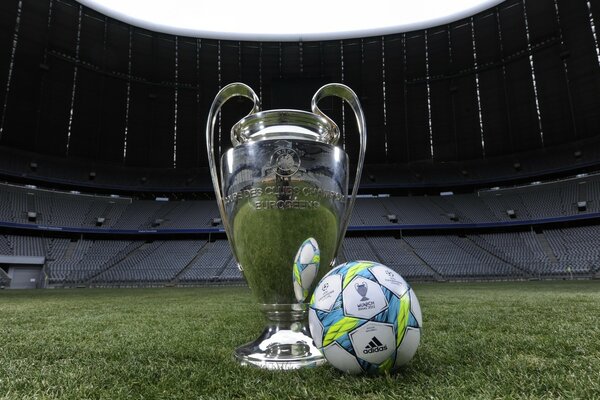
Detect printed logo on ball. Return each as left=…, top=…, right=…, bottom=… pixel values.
left=349, top=322, right=395, bottom=365
left=363, top=336, right=388, bottom=354
left=354, top=281, right=369, bottom=301
left=313, top=274, right=342, bottom=311
left=343, top=277, right=387, bottom=319
left=369, top=266, right=409, bottom=299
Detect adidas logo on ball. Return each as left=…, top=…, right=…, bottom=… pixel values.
left=363, top=336, right=388, bottom=354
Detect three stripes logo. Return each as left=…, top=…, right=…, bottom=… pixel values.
left=363, top=336, right=388, bottom=354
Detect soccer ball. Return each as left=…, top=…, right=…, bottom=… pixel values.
left=308, top=260, right=422, bottom=374
left=292, top=238, right=320, bottom=302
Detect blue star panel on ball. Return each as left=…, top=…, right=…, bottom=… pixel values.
left=309, top=260, right=422, bottom=375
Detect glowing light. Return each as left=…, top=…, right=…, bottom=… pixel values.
left=0, top=0, right=22, bottom=139
left=66, top=5, right=83, bottom=156
left=523, top=0, right=544, bottom=146
left=226, top=149, right=234, bottom=173
left=77, top=0, right=504, bottom=41
left=424, top=31, right=434, bottom=159
left=334, top=146, right=341, bottom=162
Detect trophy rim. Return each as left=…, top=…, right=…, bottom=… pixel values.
left=231, top=109, right=339, bottom=145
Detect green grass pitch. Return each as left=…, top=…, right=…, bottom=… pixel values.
left=1, top=281, right=599, bottom=399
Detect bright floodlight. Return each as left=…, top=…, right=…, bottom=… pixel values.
left=77, top=0, right=505, bottom=41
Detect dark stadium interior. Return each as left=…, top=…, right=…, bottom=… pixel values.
left=1, top=0, right=600, bottom=288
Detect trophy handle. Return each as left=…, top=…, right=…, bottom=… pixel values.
left=311, top=84, right=367, bottom=262
left=206, top=82, right=261, bottom=261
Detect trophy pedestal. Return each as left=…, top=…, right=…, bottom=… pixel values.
left=233, top=304, right=326, bottom=370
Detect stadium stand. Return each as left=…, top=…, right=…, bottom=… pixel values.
left=90, top=240, right=199, bottom=284
left=46, top=240, right=134, bottom=284
left=364, top=236, right=436, bottom=280
left=0, top=270, right=10, bottom=287
left=1, top=224, right=598, bottom=288
left=1, top=168, right=599, bottom=288
left=2, top=171, right=600, bottom=233
left=403, top=235, right=523, bottom=279
left=178, top=240, right=235, bottom=283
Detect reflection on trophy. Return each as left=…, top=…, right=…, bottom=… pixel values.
left=206, top=82, right=366, bottom=369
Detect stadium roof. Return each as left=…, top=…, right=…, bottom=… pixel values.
left=76, top=0, right=505, bottom=41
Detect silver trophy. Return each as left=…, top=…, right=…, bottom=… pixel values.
left=206, top=82, right=366, bottom=369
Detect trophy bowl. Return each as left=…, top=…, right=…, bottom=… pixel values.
left=207, top=82, right=366, bottom=369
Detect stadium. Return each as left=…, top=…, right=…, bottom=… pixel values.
left=0, top=0, right=599, bottom=398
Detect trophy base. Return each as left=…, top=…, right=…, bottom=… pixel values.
left=233, top=304, right=326, bottom=370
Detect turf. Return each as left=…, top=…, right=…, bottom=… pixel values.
left=1, top=281, right=599, bottom=399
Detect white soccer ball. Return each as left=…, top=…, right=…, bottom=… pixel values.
left=292, top=238, right=320, bottom=302
left=309, top=260, right=422, bottom=374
